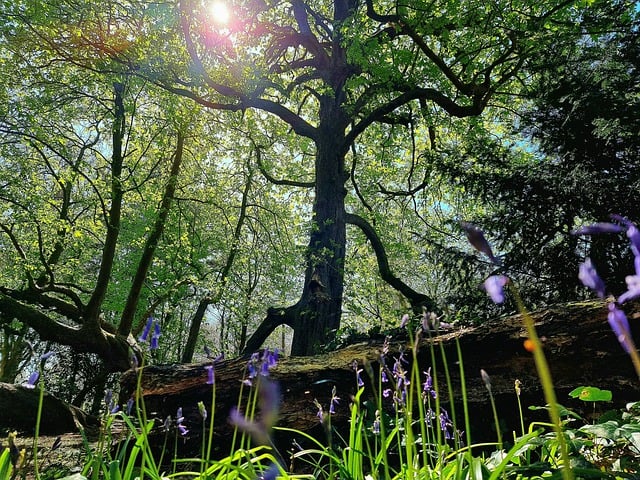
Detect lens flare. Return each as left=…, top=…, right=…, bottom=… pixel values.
left=209, top=1, right=230, bottom=24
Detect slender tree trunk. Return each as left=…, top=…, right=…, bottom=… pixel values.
left=181, top=296, right=211, bottom=363
left=181, top=162, right=253, bottom=362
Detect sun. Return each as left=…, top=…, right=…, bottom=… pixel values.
left=208, top=1, right=230, bottom=24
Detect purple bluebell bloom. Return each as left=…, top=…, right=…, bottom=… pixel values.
left=571, top=222, right=625, bottom=235
left=40, top=351, right=55, bottom=362
left=104, top=389, right=120, bottom=414
left=329, top=386, right=339, bottom=415
left=400, top=313, right=410, bottom=328
left=578, top=259, right=606, bottom=298
left=230, top=378, right=280, bottom=446
left=439, top=409, right=452, bottom=440
left=139, top=317, right=154, bottom=342
left=352, top=360, right=364, bottom=388
left=627, top=225, right=640, bottom=257
left=460, top=221, right=501, bottom=265
left=314, top=399, right=324, bottom=423
left=483, top=275, right=509, bottom=304
left=205, top=364, right=215, bottom=385
left=372, top=411, right=381, bottom=435
left=129, top=350, right=139, bottom=369
left=618, top=275, right=640, bottom=304
left=176, top=407, right=188, bottom=436
left=423, top=368, right=437, bottom=400
left=150, top=321, right=161, bottom=350
left=259, top=462, right=280, bottom=480
left=24, top=371, right=39, bottom=389
left=126, top=398, right=134, bottom=416
left=608, top=303, right=634, bottom=354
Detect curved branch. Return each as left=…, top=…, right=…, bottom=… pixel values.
left=345, top=87, right=486, bottom=149
left=241, top=306, right=297, bottom=356
left=0, top=287, right=81, bottom=321
left=364, top=0, right=399, bottom=23
left=346, top=213, right=437, bottom=313
left=255, top=145, right=314, bottom=188
left=0, top=293, right=133, bottom=371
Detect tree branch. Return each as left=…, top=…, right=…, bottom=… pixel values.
left=254, top=145, right=314, bottom=188
left=118, top=130, right=186, bottom=335
left=85, top=82, right=126, bottom=325
left=346, top=213, right=437, bottom=313
left=345, top=87, right=485, bottom=149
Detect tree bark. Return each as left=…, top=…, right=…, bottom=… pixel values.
left=123, top=299, right=640, bottom=457
left=0, top=383, right=99, bottom=435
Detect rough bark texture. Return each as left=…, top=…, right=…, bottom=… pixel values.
left=121, top=299, right=640, bottom=458
left=0, top=383, right=99, bottom=435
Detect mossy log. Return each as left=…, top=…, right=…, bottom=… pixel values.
left=120, top=299, right=640, bottom=457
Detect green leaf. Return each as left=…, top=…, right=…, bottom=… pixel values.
left=568, top=386, right=612, bottom=402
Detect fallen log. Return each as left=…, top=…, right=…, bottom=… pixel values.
left=120, top=299, right=640, bottom=458
left=0, top=383, right=99, bottom=435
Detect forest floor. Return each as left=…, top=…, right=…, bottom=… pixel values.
left=7, top=423, right=128, bottom=479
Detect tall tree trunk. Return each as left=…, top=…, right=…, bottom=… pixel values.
left=243, top=97, right=349, bottom=356
left=290, top=101, right=347, bottom=355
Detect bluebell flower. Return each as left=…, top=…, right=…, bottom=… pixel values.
left=126, top=398, right=134, bottom=416
left=176, top=407, right=188, bottom=436
left=205, top=364, right=215, bottom=385
left=40, top=351, right=55, bottom=362
left=439, top=409, right=452, bottom=440
left=618, top=275, right=640, bottom=304
left=259, top=462, right=280, bottom=480
left=163, top=416, right=171, bottom=432
left=129, top=349, right=139, bottom=369
left=352, top=360, right=364, bottom=388
left=24, top=371, right=39, bottom=389
left=422, top=368, right=436, bottom=400
left=460, top=221, right=501, bottom=265
left=483, top=275, right=509, bottom=304
left=400, top=313, right=409, bottom=328
left=571, top=222, right=624, bottom=235
left=104, top=389, right=120, bottom=414
left=329, top=386, right=339, bottom=415
left=229, top=377, right=280, bottom=446
left=314, top=399, right=324, bottom=423
left=139, top=317, right=154, bottom=342
left=372, top=411, right=381, bottom=435
left=150, top=321, right=161, bottom=350
left=607, top=303, right=635, bottom=354
left=627, top=225, right=640, bottom=257
left=578, top=258, right=606, bottom=298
